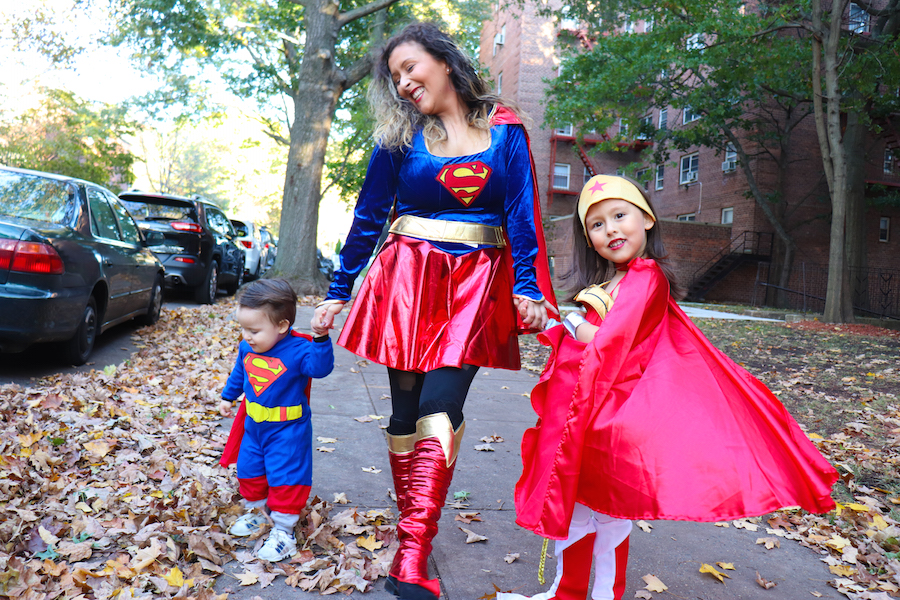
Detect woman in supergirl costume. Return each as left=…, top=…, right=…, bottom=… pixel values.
left=311, top=22, right=559, bottom=600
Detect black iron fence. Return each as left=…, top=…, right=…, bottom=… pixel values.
left=752, top=262, right=900, bottom=319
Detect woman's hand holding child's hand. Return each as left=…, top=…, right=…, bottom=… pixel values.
left=514, top=296, right=549, bottom=330
left=218, top=400, right=233, bottom=417
left=311, top=302, right=345, bottom=337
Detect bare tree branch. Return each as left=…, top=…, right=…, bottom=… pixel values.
left=337, top=0, right=401, bottom=28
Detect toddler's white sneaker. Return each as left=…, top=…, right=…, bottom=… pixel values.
left=257, top=529, right=297, bottom=562
left=230, top=512, right=267, bottom=537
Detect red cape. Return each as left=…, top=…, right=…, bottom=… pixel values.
left=514, top=259, right=837, bottom=539
left=491, top=105, right=560, bottom=331
left=219, top=331, right=314, bottom=468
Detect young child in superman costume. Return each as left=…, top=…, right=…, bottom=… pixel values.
left=219, top=278, right=334, bottom=562
left=498, top=175, right=838, bottom=600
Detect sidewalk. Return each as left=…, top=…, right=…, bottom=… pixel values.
left=214, top=305, right=842, bottom=599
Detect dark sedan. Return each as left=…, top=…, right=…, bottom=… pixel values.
left=0, top=167, right=165, bottom=365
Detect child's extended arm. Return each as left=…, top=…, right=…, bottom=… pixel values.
left=299, top=335, right=335, bottom=379
left=563, top=311, right=600, bottom=343
left=220, top=345, right=246, bottom=416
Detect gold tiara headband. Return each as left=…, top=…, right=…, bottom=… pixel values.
left=577, top=175, right=656, bottom=239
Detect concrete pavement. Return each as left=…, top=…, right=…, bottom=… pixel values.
left=214, top=304, right=841, bottom=599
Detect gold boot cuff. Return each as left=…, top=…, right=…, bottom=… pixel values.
left=387, top=432, right=416, bottom=455
left=416, top=413, right=466, bottom=468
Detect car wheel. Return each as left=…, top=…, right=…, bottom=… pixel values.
left=195, top=261, right=219, bottom=304
left=224, top=263, right=244, bottom=296
left=61, top=297, right=98, bottom=366
left=138, top=274, right=164, bottom=326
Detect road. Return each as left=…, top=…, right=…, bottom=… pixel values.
left=0, top=290, right=201, bottom=387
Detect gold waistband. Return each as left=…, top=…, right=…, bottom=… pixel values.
left=389, top=215, right=506, bottom=247
left=246, top=401, right=303, bottom=423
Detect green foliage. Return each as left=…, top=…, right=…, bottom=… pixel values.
left=0, top=88, right=138, bottom=187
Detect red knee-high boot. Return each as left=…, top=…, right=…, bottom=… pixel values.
left=386, top=432, right=416, bottom=596
left=393, top=413, right=464, bottom=600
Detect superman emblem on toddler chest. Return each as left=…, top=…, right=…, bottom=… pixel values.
left=244, top=353, right=287, bottom=396
left=436, top=161, right=493, bottom=206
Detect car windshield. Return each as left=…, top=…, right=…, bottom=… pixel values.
left=120, top=199, right=197, bottom=222
left=0, top=171, right=78, bottom=225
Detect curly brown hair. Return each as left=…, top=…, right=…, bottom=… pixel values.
left=369, top=22, right=521, bottom=150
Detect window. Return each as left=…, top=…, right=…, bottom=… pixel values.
left=721, top=207, right=734, bottom=225
left=556, top=124, right=573, bottom=136
left=677, top=213, right=696, bottom=222
left=493, top=25, right=506, bottom=55
left=849, top=3, right=869, bottom=33
left=553, top=163, right=570, bottom=189
left=635, top=168, right=650, bottom=189
left=583, top=166, right=593, bottom=187
left=880, top=217, right=890, bottom=242
left=88, top=188, right=120, bottom=241
left=658, top=108, right=668, bottom=130
left=618, top=118, right=628, bottom=137
left=885, top=149, right=895, bottom=174
left=207, top=207, right=235, bottom=237
left=683, top=106, right=701, bottom=123
left=496, top=72, right=503, bottom=95
left=655, top=165, right=665, bottom=190
left=623, top=20, right=635, bottom=33
left=107, top=192, right=141, bottom=244
left=615, top=167, right=625, bottom=176
left=680, top=153, right=699, bottom=184
left=560, top=6, right=578, bottom=30
left=686, top=33, right=705, bottom=51
left=637, top=115, right=653, bottom=139
left=722, top=144, right=738, bottom=172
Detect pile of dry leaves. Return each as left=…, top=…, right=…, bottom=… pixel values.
left=0, top=300, right=398, bottom=598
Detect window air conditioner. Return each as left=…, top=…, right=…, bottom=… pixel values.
left=494, top=32, right=505, bottom=46
left=721, top=160, right=737, bottom=172
left=686, top=171, right=698, bottom=183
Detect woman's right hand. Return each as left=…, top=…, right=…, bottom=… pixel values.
left=312, top=302, right=345, bottom=336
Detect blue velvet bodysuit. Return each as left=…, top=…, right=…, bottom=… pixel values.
left=326, top=124, right=542, bottom=302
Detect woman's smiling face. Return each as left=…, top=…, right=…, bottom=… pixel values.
left=387, top=41, right=455, bottom=116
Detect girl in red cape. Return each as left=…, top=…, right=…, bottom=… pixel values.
left=499, top=175, right=838, bottom=600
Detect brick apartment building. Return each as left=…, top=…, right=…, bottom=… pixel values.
left=479, top=3, right=900, bottom=317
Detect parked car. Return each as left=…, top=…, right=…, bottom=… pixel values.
left=118, top=192, right=245, bottom=304
left=0, top=166, right=165, bottom=365
left=259, top=226, right=276, bottom=269
left=230, top=218, right=266, bottom=280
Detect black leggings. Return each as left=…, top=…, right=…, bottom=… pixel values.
left=386, top=365, right=480, bottom=435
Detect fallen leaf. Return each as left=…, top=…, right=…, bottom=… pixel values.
left=236, top=570, right=259, bottom=585
left=755, top=536, right=780, bottom=549
left=504, top=553, right=519, bottom=564
left=635, top=592, right=653, bottom=600
left=83, top=439, right=113, bottom=458
left=163, top=567, right=186, bottom=587
left=455, top=512, right=482, bottom=524
left=459, top=527, right=488, bottom=543
left=357, top=533, right=383, bottom=551
left=354, top=415, right=373, bottom=423
left=829, top=565, right=856, bottom=577
left=333, top=492, right=348, bottom=504
left=699, top=563, right=730, bottom=583
left=361, top=466, right=382, bottom=474
left=636, top=520, right=652, bottom=533
left=317, top=436, right=337, bottom=443
left=474, top=443, right=495, bottom=452
left=716, top=562, right=735, bottom=571
left=316, top=446, right=335, bottom=452
left=755, top=571, right=776, bottom=589
left=642, top=574, right=667, bottom=593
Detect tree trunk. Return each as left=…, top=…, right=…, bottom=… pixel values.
left=813, top=0, right=855, bottom=323
left=270, top=3, right=348, bottom=295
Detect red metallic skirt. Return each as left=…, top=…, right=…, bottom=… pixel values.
left=338, top=235, right=521, bottom=372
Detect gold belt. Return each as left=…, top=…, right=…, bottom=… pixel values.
left=389, top=215, right=506, bottom=247
left=245, top=401, right=303, bottom=423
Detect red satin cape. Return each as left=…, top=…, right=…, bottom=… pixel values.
left=514, top=259, right=837, bottom=540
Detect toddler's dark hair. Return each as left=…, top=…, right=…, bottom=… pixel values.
left=567, top=175, right=685, bottom=300
left=238, top=278, right=297, bottom=326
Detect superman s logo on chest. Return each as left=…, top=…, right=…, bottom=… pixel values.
left=244, top=353, right=287, bottom=396
left=436, top=161, right=493, bottom=206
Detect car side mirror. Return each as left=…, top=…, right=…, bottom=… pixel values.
left=143, top=231, right=166, bottom=246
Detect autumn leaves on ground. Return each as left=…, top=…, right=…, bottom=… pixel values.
left=1, top=301, right=899, bottom=598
